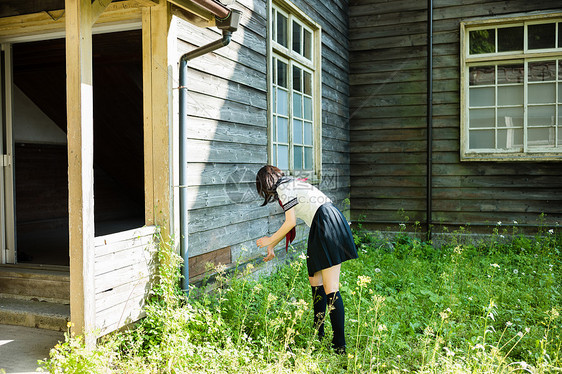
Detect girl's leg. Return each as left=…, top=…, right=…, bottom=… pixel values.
left=309, top=272, right=327, bottom=339
left=321, top=264, right=346, bottom=353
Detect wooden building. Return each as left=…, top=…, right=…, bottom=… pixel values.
left=1, top=0, right=560, bottom=344
left=349, top=0, right=562, bottom=235
left=0, top=0, right=351, bottom=342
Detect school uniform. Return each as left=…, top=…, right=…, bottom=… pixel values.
left=275, top=177, right=358, bottom=277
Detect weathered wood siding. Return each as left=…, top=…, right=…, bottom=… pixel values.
left=349, top=0, right=562, bottom=232
left=174, top=0, right=350, bottom=274
left=94, top=226, right=158, bottom=336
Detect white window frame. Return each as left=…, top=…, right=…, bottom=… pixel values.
left=460, top=11, right=562, bottom=161
left=268, top=0, right=322, bottom=180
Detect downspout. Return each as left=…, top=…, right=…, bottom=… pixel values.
left=179, top=8, right=241, bottom=292
left=426, top=0, right=433, bottom=241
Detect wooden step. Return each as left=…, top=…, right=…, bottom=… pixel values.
left=0, top=297, right=70, bottom=331
left=0, top=265, right=70, bottom=303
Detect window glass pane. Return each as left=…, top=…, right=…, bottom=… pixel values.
left=277, top=88, right=288, bottom=115
left=497, top=128, right=523, bottom=149
left=559, top=105, right=562, bottom=143
left=498, top=86, right=523, bottom=106
left=528, top=60, right=556, bottom=82
left=497, top=64, right=523, bottom=84
left=469, top=87, right=494, bottom=107
left=304, top=97, right=312, bottom=120
left=304, top=122, right=312, bottom=145
left=469, top=29, right=495, bottom=54
left=559, top=61, right=562, bottom=81
left=528, top=128, right=554, bottom=147
left=498, top=26, right=523, bottom=52
left=277, top=12, right=288, bottom=48
left=303, top=71, right=312, bottom=95
left=498, top=107, right=524, bottom=127
left=272, top=144, right=277, bottom=166
left=293, top=93, right=302, bottom=118
left=304, top=29, right=312, bottom=60
left=272, top=57, right=277, bottom=85
left=293, top=65, right=302, bottom=92
left=304, top=147, right=313, bottom=169
left=469, top=66, right=495, bottom=85
left=277, top=116, right=288, bottom=142
left=293, top=21, right=301, bottom=54
left=294, top=119, right=303, bottom=144
left=528, top=105, right=555, bottom=127
left=278, top=145, right=289, bottom=169
left=560, top=84, right=562, bottom=104
left=528, top=83, right=556, bottom=104
left=273, top=116, right=277, bottom=141
left=277, top=60, right=287, bottom=87
left=559, top=22, right=562, bottom=48
left=469, top=108, right=495, bottom=128
left=294, top=145, right=303, bottom=169
left=528, top=23, right=555, bottom=50
left=469, top=130, right=495, bottom=149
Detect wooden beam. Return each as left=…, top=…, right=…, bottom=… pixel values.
left=142, top=8, right=154, bottom=226
left=65, top=0, right=96, bottom=345
left=168, top=0, right=214, bottom=22
left=91, top=0, right=114, bottom=24
left=0, top=2, right=142, bottom=41
left=145, top=2, right=171, bottom=240
left=133, top=0, right=159, bottom=6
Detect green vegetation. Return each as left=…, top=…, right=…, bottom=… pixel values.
left=42, top=223, right=561, bottom=373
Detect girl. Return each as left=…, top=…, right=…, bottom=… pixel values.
left=255, top=165, right=358, bottom=353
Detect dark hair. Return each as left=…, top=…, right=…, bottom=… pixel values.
left=256, top=165, right=284, bottom=206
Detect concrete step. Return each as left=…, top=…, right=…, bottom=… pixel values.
left=0, top=264, right=70, bottom=303
left=0, top=297, right=70, bottom=332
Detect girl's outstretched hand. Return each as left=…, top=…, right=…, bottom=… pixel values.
left=257, top=236, right=275, bottom=261
left=263, top=246, right=275, bottom=262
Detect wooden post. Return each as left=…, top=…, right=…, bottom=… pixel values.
left=143, top=2, right=171, bottom=240
left=66, top=0, right=95, bottom=344
left=65, top=0, right=113, bottom=345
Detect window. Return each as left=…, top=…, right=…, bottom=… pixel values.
left=461, top=14, right=562, bottom=161
left=269, top=2, right=321, bottom=177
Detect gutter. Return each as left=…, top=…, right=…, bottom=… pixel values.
left=426, top=0, right=433, bottom=241
left=178, top=7, right=241, bottom=292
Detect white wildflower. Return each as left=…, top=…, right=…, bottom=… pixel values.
left=497, top=221, right=502, bottom=226
left=548, top=229, right=554, bottom=234
left=473, top=344, right=485, bottom=350
left=443, top=346, right=455, bottom=356
left=513, top=220, right=518, bottom=224
left=298, top=252, right=307, bottom=260
left=375, top=268, right=381, bottom=273
left=490, top=263, right=500, bottom=269
left=525, top=327, right=530, bottom=333
left=505, top=321, right=513, bottom=327
left=517, top=332, right=523, bottom=337
left=378, top=324, right=387, bottom=332
left=513, top=269, right=518, bottom=274
left=488, top=312, right=495, bottom=321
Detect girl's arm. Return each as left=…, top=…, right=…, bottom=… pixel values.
left=257, top=208, right=296, bottom=261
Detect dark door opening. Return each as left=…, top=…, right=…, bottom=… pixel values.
left=12, top=30, right=145, bottom=266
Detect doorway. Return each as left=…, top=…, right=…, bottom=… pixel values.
left=7, top=30, right=144, bottom=266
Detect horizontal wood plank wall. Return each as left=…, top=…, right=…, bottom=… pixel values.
left=175, top=0, right=351, bottom=273
left=349, top=0, right=562, bottom=233
left=94, top=225, right=158, bottom=336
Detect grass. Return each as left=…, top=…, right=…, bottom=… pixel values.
left=41, top=224, right=562, bottom=373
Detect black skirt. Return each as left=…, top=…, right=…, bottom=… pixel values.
left=307, top=202, right=358, bottom=277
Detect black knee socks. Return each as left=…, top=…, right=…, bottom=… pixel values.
left=311, top=287, right=346, bottom=352
left=327, top=291, right=346, bottom=352
left=311, top=286, right=327, bottom=338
